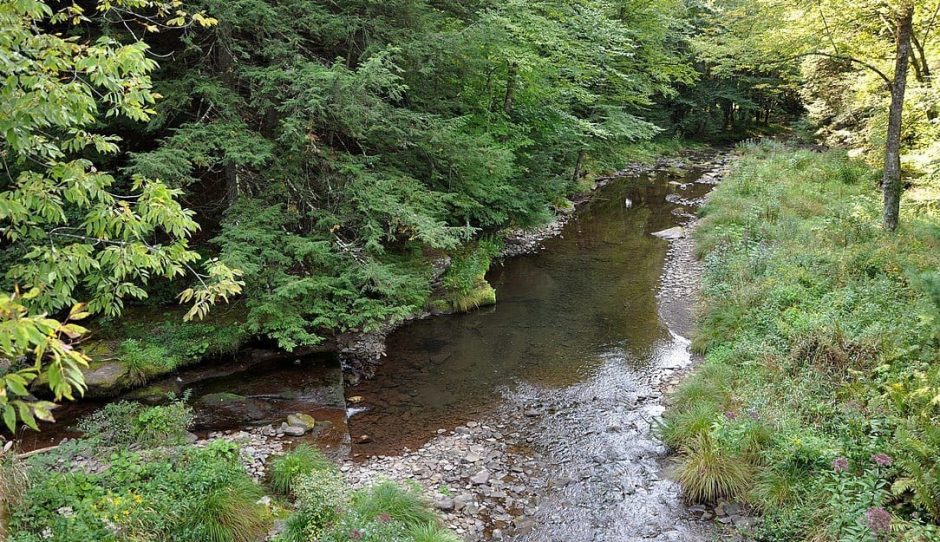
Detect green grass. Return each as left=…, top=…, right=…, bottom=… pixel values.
left=9, top=421, right=272, bottom=542
left=194, top=477, right=269, bottom=542
left=268, top=444, right=336, bottom=495
left=665, top=141, right=940, bottom=540
left=351, top=481, right=438, bottom=527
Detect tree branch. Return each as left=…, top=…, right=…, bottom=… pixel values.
left=785, top=52, right=893, bottom=91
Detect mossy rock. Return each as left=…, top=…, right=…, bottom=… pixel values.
left=430, top=279, right=497, bottom=314
left=82, top=361, right=131, bottom=397
left=125, top=381, right=183, bottom=404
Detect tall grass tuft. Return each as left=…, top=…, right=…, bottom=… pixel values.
left=675, top=433, right=752, bottom=503
left=191, top=476, right=269, bottom=542
left=269, top=444, right=335, bottom=495
left=408, top=523, right=464, bottom=542
left=0, top=453, right=27, bottom=540
left=351, top=481, right=437, bottom=527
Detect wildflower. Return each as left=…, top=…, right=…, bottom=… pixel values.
left=865, top=507, right=892, bottom=537
left=350, top=529, right=363, bottom=540
left=377, top=512, right=392, bottom=523
left=724, top=410, right=738, bottom=420
left=832, top=457, right=848, bottom=472
left=870, top=453, right=893, bottom=467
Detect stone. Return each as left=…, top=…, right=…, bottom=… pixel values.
left=347, top=395, right=364, bottom=403
left=433, top=496, right=455, bottom=511
left=651, top=226, right=685, bottom=240
left=356, top=434, right=373, bottom=444
left=524, top=409, right=539, bottom=417
left=81, top=361, right=130, bottom=396
left=280, top=423, right=306, bottom=437
left=470, top=469, right=490, bottom=485
left=287, top=413, right=316, bottom=431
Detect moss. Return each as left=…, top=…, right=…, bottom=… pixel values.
left=449, top=280, right=496, bottom=313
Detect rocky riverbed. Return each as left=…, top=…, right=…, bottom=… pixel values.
left=321, top=150, right=751, bottom=542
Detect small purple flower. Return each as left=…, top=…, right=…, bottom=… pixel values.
left=832, top=457, right=849, bottom=472
left=865, top=507, right=892, bottom=537
left=350, top=529, right=363, bottom=540
left=871, top=453, right=893, bottom=467
left=724, top=410, right=738, bottom=420
left=747, top=408, right=760, bottom=421
left=377, top=512, right=391, bottom=523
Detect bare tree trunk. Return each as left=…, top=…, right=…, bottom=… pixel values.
left=217, top=25, right=240, bottom=209
left=503, top=61, right=518, bottom=115
left=882, top=2, right=914, bottom=231
left=572, top=149, right=586, bottom=183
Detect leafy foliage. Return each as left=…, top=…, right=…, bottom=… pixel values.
left=8, top=413, right=270, bottom=542
left=268, top=444, right=335, bottom=495
left=77, top=398, right=194, bottom=448
left=0, top=0, right=240, bottom=429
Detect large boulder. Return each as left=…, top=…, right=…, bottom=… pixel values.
left=82, top=361, right=131, bottom=397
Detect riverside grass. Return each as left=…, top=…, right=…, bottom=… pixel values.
left=663, top=141, right=940, bottom=540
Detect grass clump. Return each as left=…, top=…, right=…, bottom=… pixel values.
left=675, top=433, right=752, bottom=503
left=269, top=444, right=335, bottom=495
left=9, top=427, right=270, bottom=542
left=350, top=481, right=437, bottom=527
left=665, top=141, right=940, bottom=540
left=277, top=478, right=453, bottom=542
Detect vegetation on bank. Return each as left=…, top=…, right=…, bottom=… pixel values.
left=3, top=0, right=810, bottom=426
left=1, top=401, right=458, bottom=542
left=663, top=141, right=940, bottom=541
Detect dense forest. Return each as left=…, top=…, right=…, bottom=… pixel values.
left=1, top=1, right=939, bottom=541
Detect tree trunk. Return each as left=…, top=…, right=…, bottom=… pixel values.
left=572, top=149, right=586, bottom=183
left=882, top=1, right=914, bottom=231
left=503, top=61, right=518, bottom=115
left=217, top=25, right=240, bottom=209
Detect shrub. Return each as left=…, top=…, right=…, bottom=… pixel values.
left=78, top=398, right=194, bottom=448
left=282, top=469, right=348, bottom=541
left=268, top=444, right=335, bottom=495
left=9, top=438, right=269, bottom=542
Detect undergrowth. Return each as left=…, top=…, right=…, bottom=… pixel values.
left=662, top=141, right=940, bottom=541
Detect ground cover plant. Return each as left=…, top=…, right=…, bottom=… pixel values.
left=663, top=141, right=940, bottom=541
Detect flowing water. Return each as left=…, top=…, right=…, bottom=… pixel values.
left=347, top=164, right=712, bottom=458
left=13, top=154, right=720, bottom=540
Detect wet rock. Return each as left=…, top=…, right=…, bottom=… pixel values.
left=287, top=413, right=316, bottom=431
left=280, top=423, right=306, bottom=437
left=652, top=226, right=685, bottom=240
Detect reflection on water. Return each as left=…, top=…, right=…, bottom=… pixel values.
left=348, top=168, right=712, bottom=456
left=13, top=164, right=710, bottom=460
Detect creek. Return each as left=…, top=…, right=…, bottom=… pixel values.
left=16, top=150, right=727, bottom=540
